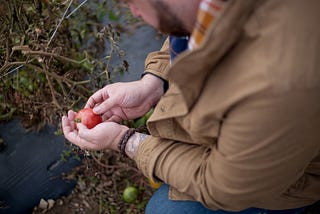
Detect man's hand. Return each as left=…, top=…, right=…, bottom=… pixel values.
left=62, top=110, right=151, bottom=158
left=62, top=110, right=128, bottom=151
left=85, top=74, right=164, bottom=123
left=61, top=74, right=162, bottom=153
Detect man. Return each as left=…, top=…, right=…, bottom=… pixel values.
left=62, top=0, right=320, bottom=213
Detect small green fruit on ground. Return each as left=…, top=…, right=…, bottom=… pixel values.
left=123, top=186, right=139, bottom=203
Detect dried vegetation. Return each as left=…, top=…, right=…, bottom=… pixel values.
left=0, top=0, right=155, bottom=213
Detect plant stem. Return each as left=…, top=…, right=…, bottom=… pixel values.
left=22, top=50, right=83, bottom=65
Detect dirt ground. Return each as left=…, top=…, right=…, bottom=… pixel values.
left=32, top=150, right=156, bottom=214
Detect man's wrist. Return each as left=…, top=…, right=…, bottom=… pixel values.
left=117, top=128, right=136, bottom=157
left=125, top=132, right=150, bottom=159
left=141, top=73, right=167, bottom=94
left=141, top=73, right=165, bottom=107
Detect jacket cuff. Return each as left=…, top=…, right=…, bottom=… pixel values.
left=134, top=136, right=196, bottom=201
left=133, top=136, right=164, bottom=183
left=143, top=38, right=170, bottom=81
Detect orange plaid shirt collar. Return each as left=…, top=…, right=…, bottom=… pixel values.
left=188, top=0, right=230, bottom=50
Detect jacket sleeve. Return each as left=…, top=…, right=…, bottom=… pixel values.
left=143, top=37, right=170, bottom=81
left=134, top=89, right=320, bottom=211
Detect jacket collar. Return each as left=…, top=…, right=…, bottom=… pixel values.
left=165, top=0, right=260, bottom=116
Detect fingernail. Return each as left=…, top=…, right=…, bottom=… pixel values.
left=93, top=107, right=100, bottom=113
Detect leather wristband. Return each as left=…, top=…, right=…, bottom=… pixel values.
left=117, top=128, right=136, bottom=157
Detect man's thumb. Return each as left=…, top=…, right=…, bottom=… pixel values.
left=77, top=123, right=92, bottom=141
left=93, top=98, right=115, bottom=114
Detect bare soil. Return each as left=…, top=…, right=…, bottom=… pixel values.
left=32, top=150, right=155, bottom=214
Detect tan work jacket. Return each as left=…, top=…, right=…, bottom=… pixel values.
left=134, top=0, right=320, bottom=211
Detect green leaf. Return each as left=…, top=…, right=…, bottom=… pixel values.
left=108, top=11, right=119, bottom=21
left=81, top=60, right=94, bottom=71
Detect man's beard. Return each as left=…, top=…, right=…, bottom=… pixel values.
left=152, top=1, right=190, bottom=37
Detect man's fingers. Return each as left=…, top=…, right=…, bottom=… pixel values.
left=77, top=123, right=95, bottom=143
left=92, top=98, right=116, bottom=114
left=67, top=110, right=77, bottom=129
left=85, top=89, right=109, bottom=109
left=62, top=116, right=78, bottom=143
left=76, top=123, right=103, bottom=150
left=76, top=122, right=88, bottom=132
left=62, top=115, right=71, bottom=133
left=62, top=117, right=98, bottom=150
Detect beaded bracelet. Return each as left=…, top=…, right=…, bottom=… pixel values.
left=118, top=128, right=136, bottom=157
